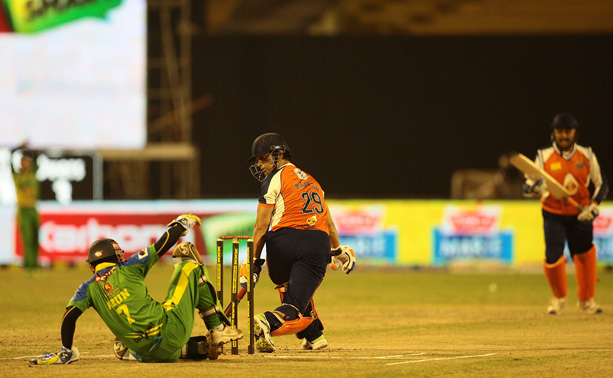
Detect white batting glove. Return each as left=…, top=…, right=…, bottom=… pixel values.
left=330, top=246, right=356, bottom=274
left=167, top=214, right=202, bottom=236
left=522, top=178, right=547, bottom=197
left=577, top=202, right=599, bottom=222
left=30, top=346, right=80, bottom=365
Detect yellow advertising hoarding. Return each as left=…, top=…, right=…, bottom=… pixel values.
left=328, top=200, right=613, bottom=268
left=2, top=199, right=611, bottom=268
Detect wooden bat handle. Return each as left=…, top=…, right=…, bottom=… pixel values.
left=223, top=287, right=247, bottom=316
left=566, top=196, right=582, bottom=211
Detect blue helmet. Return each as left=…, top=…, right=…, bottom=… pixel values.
left=551, top=113, right=578, bottom=130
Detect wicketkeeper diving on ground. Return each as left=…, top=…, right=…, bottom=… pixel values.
left=245, top=133, right=356, bottom=353
left=30, top=214, right=242, bottom=364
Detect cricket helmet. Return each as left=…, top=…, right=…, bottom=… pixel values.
left=551, top=113, right=579, bottom=130
left=87, top=238, right=126, bottom=270
left=247, top=133, right=292, bottom=182
left=246, top=133, right=291, bottom=163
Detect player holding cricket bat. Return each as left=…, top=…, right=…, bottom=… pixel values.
left=522, top=113, right=608, bottom=315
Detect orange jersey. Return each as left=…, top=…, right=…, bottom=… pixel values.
left=534, top=144, right=605, bottom=215
left=259, top=163, right=330, bottom=234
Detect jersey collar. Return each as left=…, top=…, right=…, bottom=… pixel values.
left=553, top=142, right=577, bottom=160
left=269, top=162, right=294, bottom=178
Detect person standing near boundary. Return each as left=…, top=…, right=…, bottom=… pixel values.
left=245, top=133, right=356, bottom=353
left=30, top=214, right=243, bottom=364
left=10, top=142, right=40, bottom=271
left=522, top=113, right=608, bottom=315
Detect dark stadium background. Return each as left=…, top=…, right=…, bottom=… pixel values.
left=191, top=35, right=613, bottom=199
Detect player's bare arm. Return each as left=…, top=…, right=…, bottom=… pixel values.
left=253, top=204, right=273, bottom=260
left=326, top=205, right=340, bottom=249
left=326, top=205, right=356, bottom=274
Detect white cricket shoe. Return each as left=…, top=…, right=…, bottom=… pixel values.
left=254, top=314, right=276, bottom=353
left=301, top=335, right=328, bottom=350
left=547, top=297, right=566, bottom=315
left=210, top=325, right=243, bottom=345
left=578, top=299, right=602, bottom=315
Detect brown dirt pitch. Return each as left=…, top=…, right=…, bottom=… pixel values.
left=1, top=264, right=612, bottom=377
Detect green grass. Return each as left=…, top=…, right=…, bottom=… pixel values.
left=1, top=264, right=612, bottom=377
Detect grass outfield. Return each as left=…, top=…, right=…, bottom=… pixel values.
left=1, top=264, right=612, bottom=377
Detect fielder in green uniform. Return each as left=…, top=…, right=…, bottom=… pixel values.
left=30, top=214, right=243, bottom=365
left=10, top=145, right=40, bottom=271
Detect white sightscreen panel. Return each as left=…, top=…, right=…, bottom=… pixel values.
left=0, top=1, right=146, bottom=150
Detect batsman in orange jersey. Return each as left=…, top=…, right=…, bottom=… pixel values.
left=245, top=133, right=355, bottom=353
left=522, top=113, right=608, bottom=315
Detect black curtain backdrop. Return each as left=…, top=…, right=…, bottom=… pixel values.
left=191, top=35, right=613, bottom=199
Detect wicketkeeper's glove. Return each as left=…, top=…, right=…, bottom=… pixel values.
left=167, top=213, right=202, bottom=236
left=30, top=346, right=80, bottom=365
left=330, top=246, right=356, bottom=274
left=577, top=202, right=600, bottom=222
left=239, top=258, right=266, bottom=290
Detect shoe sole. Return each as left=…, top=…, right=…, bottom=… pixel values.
left=311, top=342, right=328, bottom=350
left=583, top=308, right=603, bottom=315
left=303, top=340, right=328, bottom=350
left=578, top=301, right=602, bottom=315
left=254, top=316, right=276, bottom=353
left=303, top=345, right=328, bottom=350
left=256, top=338, right=276, bottom=353
left=547, top=301, right=564, bottom=315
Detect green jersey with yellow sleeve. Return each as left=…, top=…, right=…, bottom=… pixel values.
left=67, top=245, right=167, bottom=355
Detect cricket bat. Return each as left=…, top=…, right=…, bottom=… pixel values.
left=223, top=287, right=246, bottom=316
left=510, top=153, right=581, bottom=210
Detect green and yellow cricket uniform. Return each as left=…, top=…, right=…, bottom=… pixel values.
left=12, top=168, right=40, bottom=270
left=68, top=245, right=221, bottom=362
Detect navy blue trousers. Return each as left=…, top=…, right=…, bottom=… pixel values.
left=264, top=228, right=330, bottom=341
left=543, top=209, right=593, bottom=264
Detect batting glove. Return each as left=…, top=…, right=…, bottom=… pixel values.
left=330, top=246, right=356, bottom=274
left=577, top=202, right=599, bottom=222
left=30, top=346, right=80, bottom=365
left=239, top=258, right=265, bottom=290
left=167, top=214, right=202, bottom=236
left=522, top=178, right=546, bottom=197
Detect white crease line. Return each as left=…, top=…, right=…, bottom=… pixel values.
left=386, top=353, right=498, bottom=366
left=7, top=353, right=426, bottom=361
left=2, top=355, right=42, bottom=360
left=14, top=351, right=495, bottom=364
left=2, top=352, right=91, bottom=360
left=263, top=353, right=426, bottom=360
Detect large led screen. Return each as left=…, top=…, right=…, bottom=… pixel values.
left=0, top=0, right=146, bottom=150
